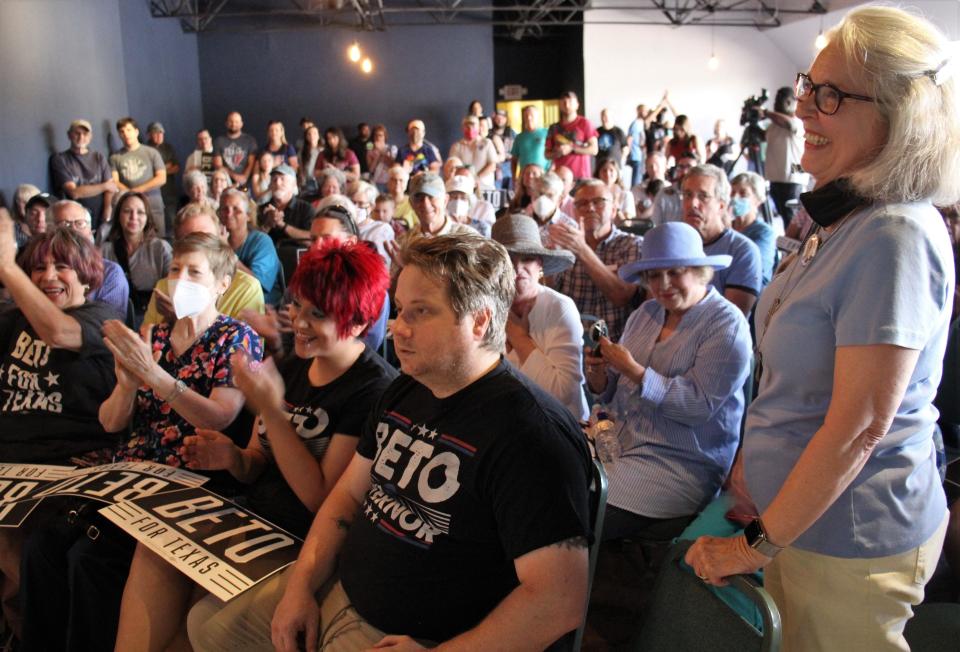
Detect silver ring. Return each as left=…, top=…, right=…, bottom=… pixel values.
left=697, top=573, right=708, bottom=581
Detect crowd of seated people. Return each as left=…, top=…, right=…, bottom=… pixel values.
left=2, top=12, right=959, bottom=645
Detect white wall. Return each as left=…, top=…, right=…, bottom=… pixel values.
left=583, top=1, right=960, bottom=145
left=584, top=17, right=799, bottom=147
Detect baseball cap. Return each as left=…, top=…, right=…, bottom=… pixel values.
left=409, top=173, right=445, bottom=198
left=25, top=193, right=55, bottom=211
left=270, top=164, right=297, bottom=179
left=69, top=119, right=92, bottom=132
left=445, top=175, right=475, bottom=195
left=147, top=122, right=165, bottom=134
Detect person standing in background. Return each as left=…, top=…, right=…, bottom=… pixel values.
left=50, top=119, right=117, bottom=232
left=146, top=122, right=179, bottom=238
left=110, top=117, right=167, bottom=237
left=545, top=91, right=598, bottom=180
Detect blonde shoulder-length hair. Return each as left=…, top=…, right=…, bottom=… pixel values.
left=829, top=5, right=960, bottom=205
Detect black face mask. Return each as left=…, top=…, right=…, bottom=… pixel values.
left=799, top=179, right=870, bottom=228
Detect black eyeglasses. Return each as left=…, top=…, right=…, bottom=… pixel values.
left=795, top=72, right=875, bottom=115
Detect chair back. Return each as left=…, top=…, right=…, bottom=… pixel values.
left=571, top=457, right=608, bottom=651
left=904, top=602, right=960, bottom=652
left=277, top=241, right=309, bottom=293
left=631, top=539, right=781, bottom=652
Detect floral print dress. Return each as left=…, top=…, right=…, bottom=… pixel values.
left=116, top=315, right=263, bottom=467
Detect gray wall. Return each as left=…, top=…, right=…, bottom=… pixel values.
left=1, top=3, right=493, bottom=204
left=118, top=0, right=203, bottom=173
left=0, top=0, right=201, bottom=205
left=197, top=24, right=494, bottom=158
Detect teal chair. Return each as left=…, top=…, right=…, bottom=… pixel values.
left=631, top=539, right=781, bottom=652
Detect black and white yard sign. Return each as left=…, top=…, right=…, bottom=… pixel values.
left=0, top=463, right=74, bottom=527
left=101, top=486, right=301, bottom=601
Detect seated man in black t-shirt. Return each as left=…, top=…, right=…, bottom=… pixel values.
left=187, top=232, right=592, bottom=651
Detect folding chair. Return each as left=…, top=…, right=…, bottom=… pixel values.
left=904, top=602, right=960, bottom=652
left=631, top=539, right=781, bottom=652
left=572, top=457, right=608, bottom=651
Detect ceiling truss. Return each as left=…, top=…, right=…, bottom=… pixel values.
left=148, top=0, right=828, bottom=37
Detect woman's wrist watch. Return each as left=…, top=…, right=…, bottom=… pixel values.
left=744, top=518, right=783, bottom=558
left=163, top=379, right=188, bottom=404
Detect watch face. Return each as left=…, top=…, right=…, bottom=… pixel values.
left=745, top=518, right=763, bottom=544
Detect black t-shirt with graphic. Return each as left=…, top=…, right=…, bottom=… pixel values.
left=0, top=301, right=119, bottom=463
left=597, top=126, right=627, bottom=164
left=339, top=360, right=592, bottom=642
left=243, top=347, right=397, bottom=537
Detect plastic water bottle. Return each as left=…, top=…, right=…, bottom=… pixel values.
left=592, top=410, right=620, bottom=467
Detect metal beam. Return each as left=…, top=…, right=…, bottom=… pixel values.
left=148, top=0, right=826, bottom=33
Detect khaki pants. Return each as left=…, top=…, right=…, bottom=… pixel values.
left=187, top=568, right=389, bottom=652
left=765, top=514, right=948, bottom=652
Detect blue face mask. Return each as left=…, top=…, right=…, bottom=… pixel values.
left=731, top=196, right=752, bottom=218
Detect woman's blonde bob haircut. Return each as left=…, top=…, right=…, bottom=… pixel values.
left=827, top=5, right=960, bottom=204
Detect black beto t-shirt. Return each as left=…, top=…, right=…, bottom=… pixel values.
left=339, top=360, right=591, bottom=642
left=0, top=301, right=119, bottom=463
left=243, top=347, right=397, bottom=536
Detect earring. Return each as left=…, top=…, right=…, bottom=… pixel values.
left=538, top=269, right=545, bottom=280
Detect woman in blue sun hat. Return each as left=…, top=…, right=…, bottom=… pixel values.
left=585, top=221, right=752, bottom=540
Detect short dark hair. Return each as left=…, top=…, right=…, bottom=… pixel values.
left=774, top=87, right=796, bottom=113
left=313, top=205, right=358, bottom=237
left=116, top=116, right=138, bottom=132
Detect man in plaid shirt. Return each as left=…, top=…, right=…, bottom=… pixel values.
left=549, top=179, right=643, bottom=342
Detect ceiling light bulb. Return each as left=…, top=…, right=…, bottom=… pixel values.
left=814, top=32, right=828, bottom=50
left=348, top=42, right=361, bottom=62
left=707, top=54, right=720, bottom=70
left=361, top=57, right=373, bottom=74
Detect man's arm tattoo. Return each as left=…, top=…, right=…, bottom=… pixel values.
left=551, top=536, right=588, bottom=550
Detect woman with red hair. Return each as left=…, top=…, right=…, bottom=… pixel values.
left=114, top=239, right=398, bottom=650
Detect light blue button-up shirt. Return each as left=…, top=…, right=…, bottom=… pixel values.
left=601, top=287, right=752, bottom=519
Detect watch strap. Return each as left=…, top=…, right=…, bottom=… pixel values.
left=745, top=518, right=783, bottom=558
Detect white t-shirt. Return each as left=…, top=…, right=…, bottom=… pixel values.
left=449, top=139, right=498, bottom=190
left=764, top=116, right=809, bottom=185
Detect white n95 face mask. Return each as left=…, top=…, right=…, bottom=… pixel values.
left=533, top=195, right=555, bottom=219
left=446, top=198, right=470, bottom=218
left=169, top=279, right=214, bottom=319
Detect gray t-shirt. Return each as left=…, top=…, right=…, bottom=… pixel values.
left=214, top=133, right=258, bottom=175
left=110, top=146, right=166, bottom=228
left=50, top=149, right=112, bottom=223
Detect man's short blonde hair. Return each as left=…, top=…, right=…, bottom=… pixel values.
left=402, top=233, right=515, bottom=352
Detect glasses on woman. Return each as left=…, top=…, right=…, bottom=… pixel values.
left=795, top=72, right=875, bottom=115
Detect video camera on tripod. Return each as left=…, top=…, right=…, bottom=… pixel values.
left=720, top=87, right=771, bottom=178
left=740, top=88, right=769, bottom=149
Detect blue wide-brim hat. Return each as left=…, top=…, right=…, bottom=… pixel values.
left=619, top=222, right=732, bottom=283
